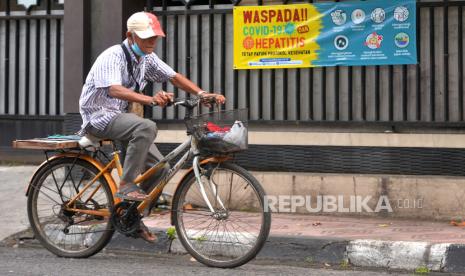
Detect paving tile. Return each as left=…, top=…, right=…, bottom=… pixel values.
left=143, top=212, right=465, bottom=243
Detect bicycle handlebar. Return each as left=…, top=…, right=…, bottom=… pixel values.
left=153, top=96, right=217, bottom=108
left=172, top=97, right=200, bottom=109
left=151, top=96, right=218, bottom=119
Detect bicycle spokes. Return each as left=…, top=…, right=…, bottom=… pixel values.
left=28, top=159, right=114, bottom=257
left=174, top=163, right=270, bottom=267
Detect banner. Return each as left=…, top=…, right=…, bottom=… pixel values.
left=233, top=0, right=417, bottom=69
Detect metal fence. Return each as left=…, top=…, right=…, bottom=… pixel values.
left=0, top=0, right=63, bottom=116
left=150, top=0, right=465, bottom=128
left=1, top=0, right=464, bottom=129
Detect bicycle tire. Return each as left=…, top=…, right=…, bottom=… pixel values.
left=172, top=162, right=271, bottom=268
left=27, top=157, right=115, bottom=258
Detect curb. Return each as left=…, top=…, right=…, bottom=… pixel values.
left=345, top=240, right=465, bottom=273
left=5, top=228, right=465, bottom=273
left=347, top=240, right=448, bottom=272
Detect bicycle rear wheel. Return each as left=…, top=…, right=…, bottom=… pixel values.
left=172, top=162, right=271, bottom=268
left=27, top=157, right=114, bottom=258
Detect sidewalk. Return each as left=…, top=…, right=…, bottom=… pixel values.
left=111, top=212, right=465, bottom=273
left=0, top=166, right=34, bottom=241
left=2, top=165, right=465, bottom=273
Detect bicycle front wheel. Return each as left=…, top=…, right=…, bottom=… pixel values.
left=27, top=157, right=115, bottom=258
left=172, top=162, right=271, bottom=268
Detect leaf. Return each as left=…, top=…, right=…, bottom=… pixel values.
left=450, top=220, right=465, bottom=226
left=183, top=203, right=193, bottom=210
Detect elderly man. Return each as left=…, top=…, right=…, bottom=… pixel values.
left=78, top=11, right=225, bottom=242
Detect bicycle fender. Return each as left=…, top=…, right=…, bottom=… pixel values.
left=25, top=153, right=118, bottom=197
left=170, top=156, right=230, bottom=225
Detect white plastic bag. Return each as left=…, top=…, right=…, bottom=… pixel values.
left=223, top=120, right=247, bottom=150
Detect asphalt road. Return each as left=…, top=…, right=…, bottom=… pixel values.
left=0, top=246, right=414, bottom=276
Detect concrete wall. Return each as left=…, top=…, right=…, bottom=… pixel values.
left=63, top=0, right=88, bottom=114
left=154, top=128, right=465, bottom=148
left=111, top=167, right=465, bottom=221
left=89, top=0, right=144, bottom=62
left=156, top=169, right=465, bottom=221
left=63, top=0, right=145, bottom=114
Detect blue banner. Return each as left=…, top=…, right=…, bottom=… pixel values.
left=313, top=0, right=417, bottom=67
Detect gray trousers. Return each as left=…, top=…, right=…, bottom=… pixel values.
left=88, top=113, right=170, bottom=193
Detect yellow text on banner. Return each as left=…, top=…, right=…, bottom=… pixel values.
left=233, top=4, right=323, bottom=69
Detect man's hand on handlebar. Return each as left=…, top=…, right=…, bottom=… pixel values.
left=151, top=91, right=225, bottom=108
left=153, top=91, right=174, bottom=107
left=200, top=92, right=226, bottom=107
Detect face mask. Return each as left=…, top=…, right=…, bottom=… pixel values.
left=131, top=41, right=146, bottom=57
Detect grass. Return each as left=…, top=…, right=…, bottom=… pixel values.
left=414, top=266, right=430, bottom=274
left=166, top=227, right=177, bottom=240
left=340, top=260, right=350, bottom=269
left=195, top=235, right=208, bottom=242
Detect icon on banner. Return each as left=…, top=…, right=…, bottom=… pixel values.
left=285, top=23, right=296, bottom=35
left=297, top=25, right=309, bottom=34
left=334, top=35, right=349, bottom=50
left=394, top=6, right=409, bottom=22
left=351, top=9, right=366, bottom=25
left=395, top=33, right=410, bottom=48
left=365, top=32, right=384, bottom=49
left=331, top=10, right=347, bottom=26
left=371, top=8, right=386, bottom=24
left=243, top=36, right=254, bottom=50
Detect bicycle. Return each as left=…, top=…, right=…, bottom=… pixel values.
left=24, top=97, right=271, bottom=268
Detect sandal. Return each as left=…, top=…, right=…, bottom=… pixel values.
left=115, top=183, right=148, bottom=201
left=138, top=222, right=157, bottom=243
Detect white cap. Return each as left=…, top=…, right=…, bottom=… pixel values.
left=127, top=12, right=165, bottom=39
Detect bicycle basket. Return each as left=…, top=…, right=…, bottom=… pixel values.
left=186, top=109, right=248, bottom=155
